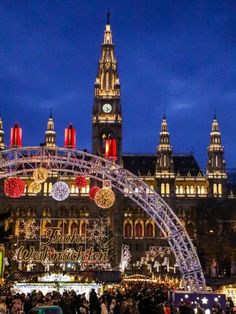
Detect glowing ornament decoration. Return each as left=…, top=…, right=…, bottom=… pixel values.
left=51, top=181, right=70, bottom=201
left=75, top=176, right=87, bottom=188
left=4, top=177, right=25, bottom=198
left=94, top=187, right=115, bottom=209
left=28, top=181, right=42, bottom=194
left=89, top=186, right=100, bottom=200
left=33, top=167, right=48, bottom=183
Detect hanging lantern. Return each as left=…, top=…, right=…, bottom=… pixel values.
left=94, top=188, right=115, bottom=209
left=89, top=186, right=100, bottom=200
left=75, top=176, right=87, bottom=188
left=33, top=167, right=49, bottom=183
left=4, top=177, right=25, bottom=198
left=51, top=181, right=70, bottom=201
left=28, top=181, right=42, bottom=194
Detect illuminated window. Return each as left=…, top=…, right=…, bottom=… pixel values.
left=146, top=222, right=154, bottom=237
left=180, top=185, right=184, bottom=194
left=196, top=185, right=200, bottom=194
left=48, top=182, right=52, bottom=193
left=135, top=222, right=143, bottom=238
left=186, top=186, right=189, bottom=194
left=124, top=222, right=132, bottom=238
left=190, top=186, right=194, bottom=194
left=201, top=186, right=205, bottom=194
left=161, top=183, right=165, bottom=195
left=71, top=185, right=75, bottom=193
left=218, top=183, right=222, bottom=195
left=215, top=155, right=218, bottom=167
left=166, top=183, right=170, bottom=195
left=213, top=183, right=217, bottom=195
left=43, top=182, right=48, bottom=194
left=176, top=186, right=179, bottom=194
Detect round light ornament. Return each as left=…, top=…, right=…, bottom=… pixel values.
left=75, top=176, right=87, bottom=188
left=4, top=177, right=25, bottom=198
left=28, top=181, right=42, bottom=194
left=51, top=181, right=70, bottom=201
left=94, top=188, right=115, bottom=209
left=33, top=167, right=49, bottom=183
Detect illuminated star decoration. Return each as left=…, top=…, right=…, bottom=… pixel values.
left=20, top=218, right=39, bottom=239
left=202, top=297, right=208, bottom=304
left=86, top=219, right=108, bottom=244
left=51, top=181, right=70, bottom=201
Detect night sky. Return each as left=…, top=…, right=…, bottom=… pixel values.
left=0, top=1, right=235, bottom=170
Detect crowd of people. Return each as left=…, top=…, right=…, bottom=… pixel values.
left=0, top=282, right=234, bottom=314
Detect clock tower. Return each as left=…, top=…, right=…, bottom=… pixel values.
left=92, top=12, right=122, bottom=163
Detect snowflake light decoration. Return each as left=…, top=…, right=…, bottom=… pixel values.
left=120, top=244, right=131, bottom=273
left=51, top=181, right=70, bottom=201
left=86, top=220, right=108, bottom=244
left=20, top=218, right=39, bottom=239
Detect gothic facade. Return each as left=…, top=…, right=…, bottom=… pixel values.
left=0, top=15, right=233, bottom=276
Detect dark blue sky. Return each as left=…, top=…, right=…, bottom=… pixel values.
left=0, top=1, right=235, bottom=169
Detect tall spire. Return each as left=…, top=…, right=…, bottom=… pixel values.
left=156, top=116, right=174, bottom=197
left=206, top=115, right=227, bottom=196
left=158, top=115, right=172, bottom=152
left=45, top=111, right=56, bottom=147
left=94, top=11, right=120, bottom=98
left=0, top=116, right=5, bottom=150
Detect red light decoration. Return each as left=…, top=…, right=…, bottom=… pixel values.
left=10, top=123, right=22, bottom=147
left=105, top=138, right=117, bottom=160
left=64, top=123, right=76, bottom=149
left=89, top=186, right=100, bottom=200
left=75, top=176, right=87, bottom=188
left=4, top=177, right=25, bottom=198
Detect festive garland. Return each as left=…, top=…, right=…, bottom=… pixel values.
left=4, top=177, right=25, bottom=198
left=89, top=186, right=100, bottom=200
left=28, top=181, right=42, bottom=194
left=33, top=167, right=48, bottom=183
left=51, top=181, right=70, bottom=201
left=74, top=176, right=87, bottom=188
left=94, top=188, right=115, bottom=209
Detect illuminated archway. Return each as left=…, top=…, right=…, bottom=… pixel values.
left=0, top=146, right=205, bottom=291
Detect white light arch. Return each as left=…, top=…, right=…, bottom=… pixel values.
left=0, top=147, right=206, bottom=292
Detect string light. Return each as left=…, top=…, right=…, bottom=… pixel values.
left=4, top=177, right=25, bottom=198
left=51, top=181, right=70, bottom=201
left=89, top=186, right=100, bottom=200
left=33, top=167, right=48, bottom=183
left=28, top=181, right=42, bottom=194
left=94, top=188, right=115, bottom=208
left=75, top=176, right=87, bottom=188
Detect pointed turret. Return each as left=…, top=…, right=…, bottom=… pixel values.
left=92, top=12, right=122, bottom=163
left=0, top=116, right=5, bottom=150
left=156, top=116, right=175, bottom=197
left=206, top=115, right=227, bottom=196
left=45, top=111, right=56, bottom=147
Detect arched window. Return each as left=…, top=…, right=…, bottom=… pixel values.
left=146, top=222, right=154, bottom=237
left=196, top=186, right=200, bottom=194
left=135, top=222, right=143, bottom=238
left=190, top=186, right=194, bottom=195
left=176, top=185, right=179, bottom=194
left=166, top=183, right=170, bottom=195
left=213, top=183, right=217, bottom=195
left=201, top=186, right=205, bottom=194
left=71, top=185, right=75, bottom=193
left=124, top=222, right=132, bottom=238
left=215, top=155, right=218, bottom=167
left=164, top=155, right=167, bottom=167
left=186, top=186, right=190, bottom=194
left=218, top=183, right=222, bottom=195
left=179, top=185, right=184, bottom=194
left=161, top=183, right=165, bottom=195
left=48, top=182, right=52, bottom=193
left=43, top=182, right=48, bottom=194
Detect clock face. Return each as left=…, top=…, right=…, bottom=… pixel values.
left=102, top=103, right=112, bottom=113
